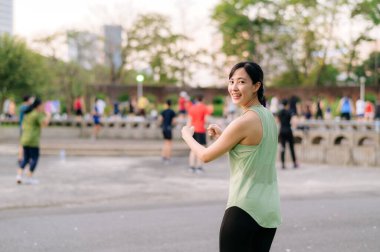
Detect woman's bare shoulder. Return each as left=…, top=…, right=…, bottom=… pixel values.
left=241, top=110, right=261, bottom=124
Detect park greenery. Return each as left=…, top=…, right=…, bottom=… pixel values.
left=212, top=0, right=379, bottom=87
left=0, top=0, right=379, bottom=113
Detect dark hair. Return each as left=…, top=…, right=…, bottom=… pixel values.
left=166, top=99, right=172, bottom=106
left=281, top=99, right=288, bottom=106
left=196, top=95, right=204, bottom=102
left=23, top=95, right=30, bottom=102
left=24, top=97, right=42, bottom=114
left=229, top=61, right=265, bottom=106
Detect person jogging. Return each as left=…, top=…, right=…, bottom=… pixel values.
left=278, top=99, right=298, bottom=169
left=16, top=98, right=51, bottom=184
left=159, top=99, right=176, bottom=163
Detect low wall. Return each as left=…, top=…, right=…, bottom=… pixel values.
left=1, top=118, right=380, bottom=167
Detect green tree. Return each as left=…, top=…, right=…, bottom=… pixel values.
left=126, top=13, right=204, bottom=85
left=341, top=0, right=379, bottom=81
left=0, top=34, right=51, bottom=105
left=211, top=0, right=379, bottom=87
left=33, top=32, right=94, bottom=114
left=212, top=0, right=323, bottom=85
left=354, top=51, right=380, bottom=87
left=212, top=0, right=280, bottom=62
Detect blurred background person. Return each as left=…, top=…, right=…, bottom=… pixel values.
left=303, top=102, right=313, bottom=120
left=159, top=99, right=176, bottom=164
left=314, top=98, right=324, bottom=120
left=137, top=96, right=149, bottom=117
left=178, top=91, right=189, bottom=121
left=187, top=94, right=210, bottom=173
left=269, top=95, right=279, bottom=116
left=73, top=96, right=84, bottom=121
left=289, top=95, right=300, bottom=117
left=364, top=100, right=375, bottom=121
left=278, top=99, right=298, bottom=169
left=92, top=98, right=102, bottom=140
left=16, top=97, right=51, bottom=184
left=18, top=95, right=34, bottom=165
left=355, top=98, right=365, bottom=121
left=338, top=95, right=354, bottom=120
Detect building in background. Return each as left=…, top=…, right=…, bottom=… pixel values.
left=67, top=30, right=100, bottom=69
left=104, top=25, right=122, bottom=74
left=0, top=0, right=13, bottom=35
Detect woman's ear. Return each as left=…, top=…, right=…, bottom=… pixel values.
left=253, top=82, right=261, bottom=93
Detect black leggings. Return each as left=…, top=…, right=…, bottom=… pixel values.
left=20, top=146, right=40, bottom=173
left=279, top=131, right=297, bottom=166
left=219, top=207, right=276, bottom=252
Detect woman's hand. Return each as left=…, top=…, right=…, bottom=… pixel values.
left=181, top=125, right=194, bottom=140
left=207, top=124, right=222, bottom=139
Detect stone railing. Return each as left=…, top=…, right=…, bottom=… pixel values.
left=292, top=120, right=380, bottom=167
left=0, top=116, right=199, bottom=140
left=1, top=117, right=380, bottom=167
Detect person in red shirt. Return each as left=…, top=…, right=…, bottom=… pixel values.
left=187, top=95, right=211, bottom=173
left=178, top=91, right=188, bottom=120
left=364, top=101, right=374, bottom=121
left=73, top=96, right=84, bottom=121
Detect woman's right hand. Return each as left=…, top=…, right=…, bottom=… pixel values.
left=207, top=124, right=222, bottom=139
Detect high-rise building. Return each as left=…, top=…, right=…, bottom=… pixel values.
left=0, top=0, right=13, bottom=35
left=104, top=25, right=122, bottom=71
left=67, top=30, right=99, bottom=69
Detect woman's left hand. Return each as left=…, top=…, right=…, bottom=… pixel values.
left=181, top=125, right=194, bottom=139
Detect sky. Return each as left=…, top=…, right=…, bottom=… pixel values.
left=14, top=0, right=219, bottom=46
left=13, top=0, right=221, bottom=86
left=12, top=0, right=380, bottom=86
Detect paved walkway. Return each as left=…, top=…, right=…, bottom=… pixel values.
left=2, top=139, right=380, bottom=252
left=0, top=138, right=189, bottom=156
left=1, top=142, right=380, bottom=210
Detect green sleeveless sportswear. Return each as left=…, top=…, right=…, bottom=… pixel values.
left=227, top=105, right=281, bottom=228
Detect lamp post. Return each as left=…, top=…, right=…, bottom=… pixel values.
left=136, top=74, right=144, bottom=99
left=360, top=76, right=365, bottom=101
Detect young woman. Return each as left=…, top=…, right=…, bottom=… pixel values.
left=182, top=61, right=281, bottom=252
left=17, top=97, right=51, bottom=184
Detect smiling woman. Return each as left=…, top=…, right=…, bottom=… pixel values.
left=181, top=61, right=281, bottom=252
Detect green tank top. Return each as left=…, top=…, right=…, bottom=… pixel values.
left=227, top=105, right=281, bottom=228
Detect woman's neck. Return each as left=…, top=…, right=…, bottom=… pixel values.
left=241, top=97, right=261, bottom=111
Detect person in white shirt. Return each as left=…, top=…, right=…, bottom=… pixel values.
left=355, top=99, right=365, bottom=121
left=96, top=99, right=106, bottom=116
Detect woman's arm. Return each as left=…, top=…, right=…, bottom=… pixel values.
left=42, top=112, right=51, bottom=127
left=182, top=116, right=251, bottom=163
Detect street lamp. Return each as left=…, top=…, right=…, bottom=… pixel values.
left=359, top=76, right=365, bottom=101
left=136, top=74, right=144, bottom=99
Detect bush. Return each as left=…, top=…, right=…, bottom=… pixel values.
left=145, top=93, right=157, bottom=103
left=213, top=96, right=225, bottom=105
left=365, top=92, right=377, bottom=104
left=164, top=94, right=179, bottom=104
left=118, top=93, right=130, bottom=102
left=213, top=104, right=224, bottom=117
left=96, top=93, right=107, bottom=100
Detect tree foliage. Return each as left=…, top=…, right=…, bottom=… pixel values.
left=32, top=32, right=94, bottom=113
left=0, top=34, right=51, bottom=102
left=212, top=0, right=380, bottom=87
left=355, top=51, right=380, bottom=87
left=124, top=13, right=208, bottom=87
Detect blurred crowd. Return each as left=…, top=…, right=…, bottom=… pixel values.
left=2, top=93, right=380, bottom=124
left=267, top=95, right=380, bottom=122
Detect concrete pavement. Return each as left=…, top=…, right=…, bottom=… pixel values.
left=1, top=143, right=380, bottom=210
left=1, top=140, right=380, bottom=251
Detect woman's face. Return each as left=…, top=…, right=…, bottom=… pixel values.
left=228, top=68, right=257, bottom=106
